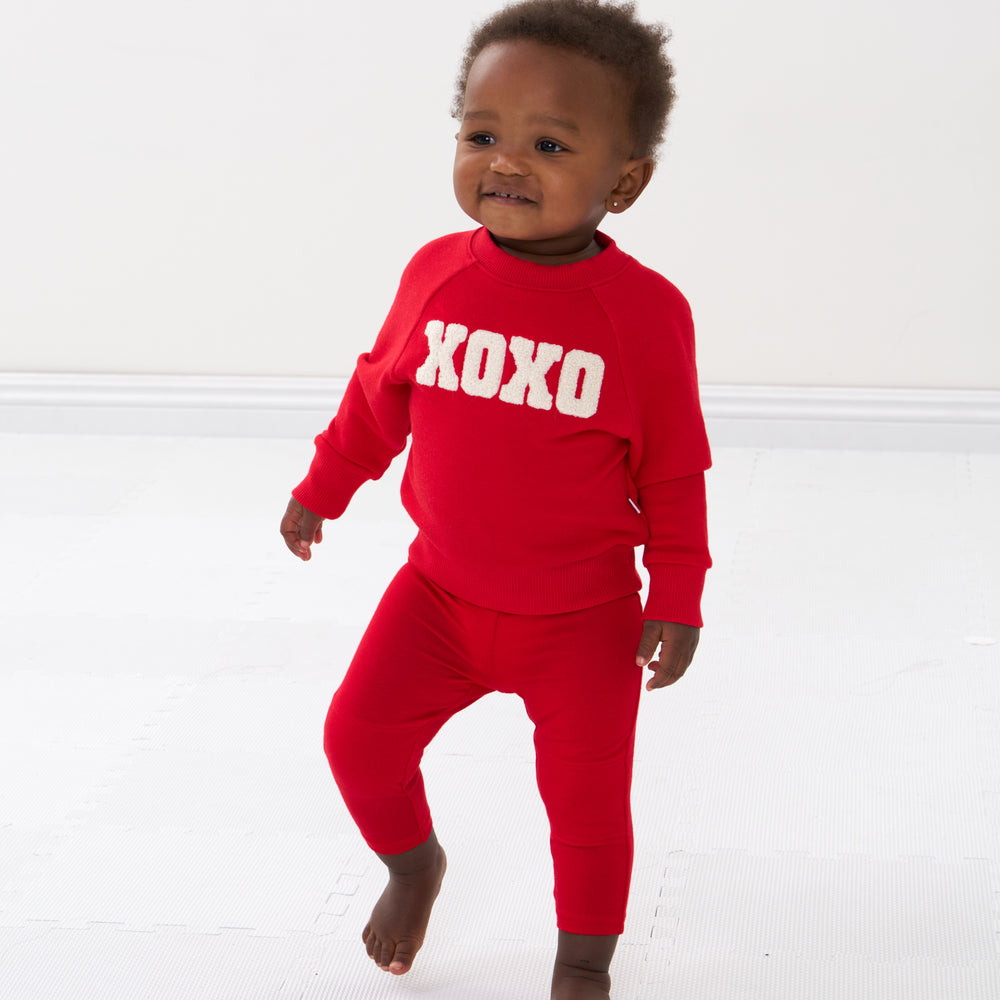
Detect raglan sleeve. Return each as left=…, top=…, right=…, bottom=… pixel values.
left=291, top=260, right=425, bottom=520
left=625, top=282, right=712, bottom=627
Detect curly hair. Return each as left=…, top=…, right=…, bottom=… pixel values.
left=452, top=0, right=676, bottom=159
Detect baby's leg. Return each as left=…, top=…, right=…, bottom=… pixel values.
left=552, top=931, right=618, bottom=999
left=502, top=594, right=643, bottom=998
left=323, top=564, right=493, bottom=974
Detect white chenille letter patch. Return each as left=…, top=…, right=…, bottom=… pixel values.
left=499, top=337, right=564, bottom=409
left=415, top=321, right=468, bottom=390
left=460, top=329, right=507, bottom=398
left=415, top=321, right=605, bottom=418
left=556, top=350, right=605, bottom=418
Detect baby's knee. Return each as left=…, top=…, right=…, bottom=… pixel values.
left=323, top=696, right=404, bottom=793
left=323, top=696, right=363, bottom=780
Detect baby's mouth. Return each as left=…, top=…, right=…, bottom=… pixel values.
left=483, top=190, right=534, bottom=203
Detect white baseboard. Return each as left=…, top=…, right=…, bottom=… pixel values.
left=0, top=373, right=997, bottom=451
left=0, top=374, right=346, bottom=439
left=701, top=384, right=1000, bottom=451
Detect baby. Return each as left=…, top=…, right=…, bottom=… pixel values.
left=281, top=2, right=711, bottom=996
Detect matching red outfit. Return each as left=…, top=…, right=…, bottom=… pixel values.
left=294, top=227, right=711, bottom=933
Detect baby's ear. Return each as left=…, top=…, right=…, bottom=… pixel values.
left=606, top=157, right=654, bottom=213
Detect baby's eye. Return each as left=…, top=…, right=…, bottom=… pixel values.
left=469, top=132, right=495, bottom=146
left=537, top=139, right=565, bottom=154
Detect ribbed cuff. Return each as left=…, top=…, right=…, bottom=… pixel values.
left=642, top=563, right=707, bottom=627
left=291, top=442, right=373, bottom=520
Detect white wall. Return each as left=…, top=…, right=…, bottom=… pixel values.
left=1, top=0, right=997, bottom=388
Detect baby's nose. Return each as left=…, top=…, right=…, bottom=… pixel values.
left=490, top=147, right=529, bottom=176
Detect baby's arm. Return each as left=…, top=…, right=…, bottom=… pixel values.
left=280, top=497, right=325, bottom=561
left=636, top=620, right=700, bottom=691
left=633, top=473, right=708, bottom=692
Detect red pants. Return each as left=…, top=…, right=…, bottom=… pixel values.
left=323, top=563, right=643, bottom=935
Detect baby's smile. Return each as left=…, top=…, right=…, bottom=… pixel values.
left=483, top=188, right=535, bottom=203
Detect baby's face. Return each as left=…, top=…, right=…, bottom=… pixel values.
left=453, top=40, right=641, bottom=264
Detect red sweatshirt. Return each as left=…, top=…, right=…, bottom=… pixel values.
left=293, top=227, right=712, bottom=624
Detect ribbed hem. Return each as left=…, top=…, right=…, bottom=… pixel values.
left=408, top=536, right=642, bottom=616
left=469, top=226, right=631, bottom=290
left=642, top=563, right=708, bottom=627
left=362, top=822, right=435, bottom=858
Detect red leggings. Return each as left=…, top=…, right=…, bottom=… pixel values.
left=323, top=563, right=643, bottom=935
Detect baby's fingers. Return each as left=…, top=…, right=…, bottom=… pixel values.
left=640, top=621, right=700, bottom=691
left=645, top=654, right=687, bottom=691
left=280, top=498, right=324, bottom=560
left=635, top=620, right=663, bottom=667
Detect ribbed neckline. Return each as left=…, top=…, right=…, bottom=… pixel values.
left=469, top=226, right=630, bottom=290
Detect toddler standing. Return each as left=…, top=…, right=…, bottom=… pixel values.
left=281, top=2, right=711, bottom=996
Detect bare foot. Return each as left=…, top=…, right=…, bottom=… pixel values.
left=362, top=834, right=447, bottom=975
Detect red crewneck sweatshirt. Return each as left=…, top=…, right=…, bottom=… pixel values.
left=293, top=228, right=712, bottom=624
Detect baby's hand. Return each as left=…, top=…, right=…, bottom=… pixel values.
left=280, top=497, right=325, bottom=561
left=636, top=620, right=700, bottom=691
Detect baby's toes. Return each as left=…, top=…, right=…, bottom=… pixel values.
left=362, top=924, right=380, bottom=963
left=388, top=941, right=417, bottom=975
